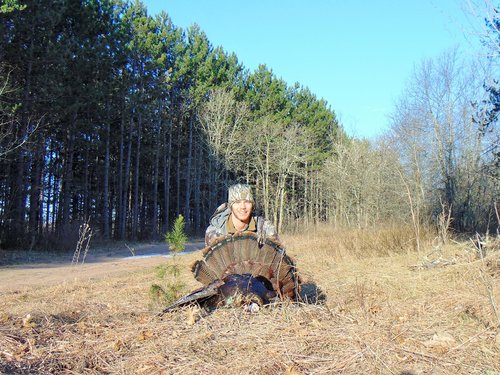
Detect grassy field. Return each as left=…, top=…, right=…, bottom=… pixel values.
left=0, top=226, right=498, bottom=374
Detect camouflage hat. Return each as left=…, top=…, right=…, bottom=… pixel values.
left=228, top=183, right=254, bottom=206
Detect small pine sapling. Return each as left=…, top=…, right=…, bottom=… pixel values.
left=149, top=215, right=188, bottom=308
left=165, top=214, right=188, bottom=255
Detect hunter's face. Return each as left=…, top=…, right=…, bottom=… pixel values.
left=231, top=200, right=253, bottom=223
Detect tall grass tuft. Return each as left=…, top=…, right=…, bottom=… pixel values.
left=283, top=222, right=436, bottom=260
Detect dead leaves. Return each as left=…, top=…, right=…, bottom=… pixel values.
left=283, top=366, right=305, bottom=375
left=0, top=311, right=10, bottom=324
left=422, top=332, right=457, bottom=354
left=137, top=329, right=155, bottom=341
left=185, top=306, right=200, bottom=326
left=0, top=333, right=36, bottom=363
left=21, top=314, right=36, bottom=330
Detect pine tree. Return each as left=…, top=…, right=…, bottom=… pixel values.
left=165, top=214, right=188, bottom=254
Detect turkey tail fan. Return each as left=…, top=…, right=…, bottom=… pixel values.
left=192, top=232, right=300, bottom=299
left=191, top=259, right=219, bottom=286
left=234, top=234, right=259, bottom=261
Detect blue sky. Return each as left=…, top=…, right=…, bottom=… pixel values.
left=142, top=0, right=480, bottom=138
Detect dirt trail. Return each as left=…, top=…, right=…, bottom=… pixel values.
left=0, top=241, right=205, bottom=293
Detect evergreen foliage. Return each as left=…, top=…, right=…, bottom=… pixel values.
left=165, top=215, right=188, bottom=253
left=0, top=0, right=345, bottom=249
left=149, top=264, right=185, bottom=307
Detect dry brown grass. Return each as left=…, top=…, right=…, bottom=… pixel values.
left=0, top=227, right=499, bottom=374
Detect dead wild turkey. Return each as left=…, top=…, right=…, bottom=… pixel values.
left=161, top=232, right=300, bottom=313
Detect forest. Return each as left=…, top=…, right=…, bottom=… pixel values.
left=0, top=0, right=498, bottom=250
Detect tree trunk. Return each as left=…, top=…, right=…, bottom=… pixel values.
left=116, top=115, right=125, bottom=239
left=303, top=161, right=308, bottom=226
left=28, top=133, right=44, bottom=244
left=103, top=121, right=111, bottom=239
left=131, top=113, right=142, bottom=239
left=151, top=111, right=161, bottom=237
left=184, top=114, right=194, bottom=230
left=308, top=171, right=312, bottom=224
left=194, top=141, right=201, bottom=232
left=176, top=119, right=181, bottom=216
left=163, top=117, right=172, bottom=233
left=263, top=140, right=270, bottom=219
left=47, top=142, right=58, bottom=233
left=119, top=118, right=133, bottom=240
left=83, top=135, right=90, bottom=221
left=58, top=112, right=77, bottom=236
left=208, top=156, right=217, bottom=212
left=277, top=179, right=286, bottom=234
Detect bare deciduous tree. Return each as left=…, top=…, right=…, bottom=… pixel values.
left=321, top=137, right=405, bottom=229
left=389, top=48, right=497, bottom=233
left=198, top=88, right=250, bottom=209
left=464, top=0, right=499, bottom=59
left=247, top=119, right=306, bottom=232
left=0, top=67, right=38, bottom=159
left=198, top=88, right=249, bottom=170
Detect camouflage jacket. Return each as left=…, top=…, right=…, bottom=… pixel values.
left=204, top=203, right=279, bottom=246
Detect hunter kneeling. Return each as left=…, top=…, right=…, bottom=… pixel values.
left=161, top=183, right=301, bottom=314
left=205, top=183, right=279, bottom=246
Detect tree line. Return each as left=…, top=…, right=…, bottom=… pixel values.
left=0, top=0, right=498, bottom=251
left=0, top=0, right=343, bottom=249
